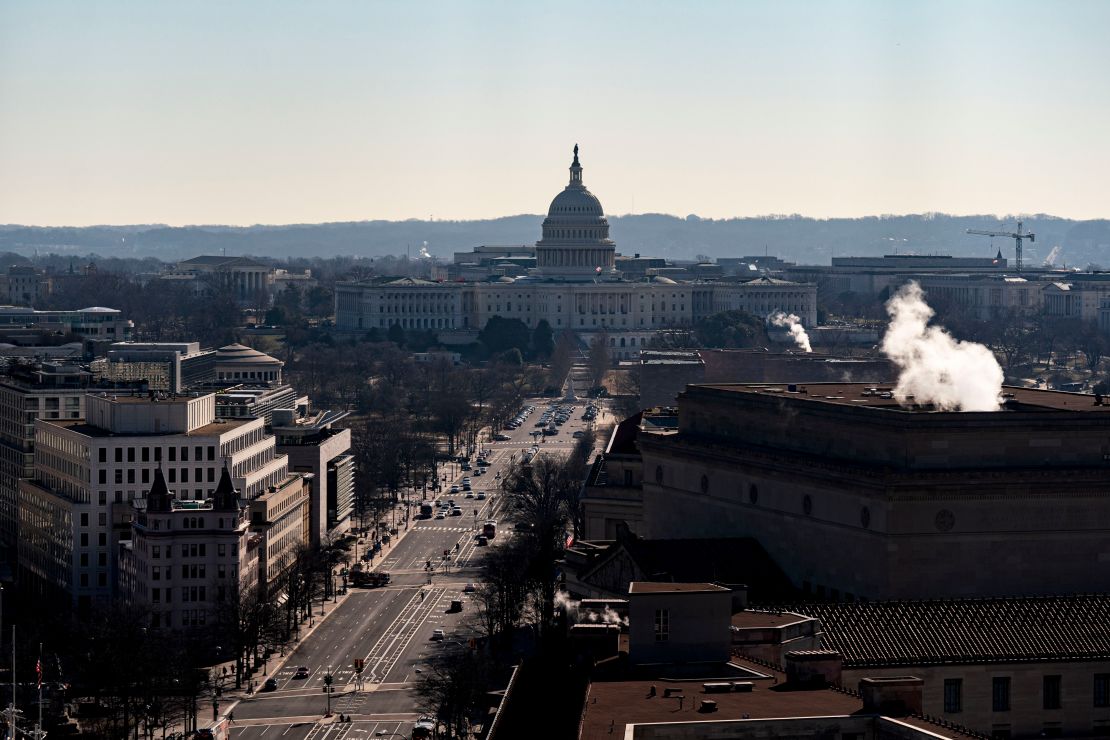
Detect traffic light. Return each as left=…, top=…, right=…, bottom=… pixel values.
left=324, top=673, right=333, bottom=686
left=354, top=658, right=364, bottom=673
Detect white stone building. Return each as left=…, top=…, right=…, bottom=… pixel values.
left=335, top=147, right=817, bottom=360
left=18, top=391, right=298, bottom=610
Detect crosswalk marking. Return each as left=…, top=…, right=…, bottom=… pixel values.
left=413, top=526, right=472, bottom=532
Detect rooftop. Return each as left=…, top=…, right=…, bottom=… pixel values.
left=772, top=595, right=1110, bottom=667
left=580, top=661, right=863, bottom=740
left=731, top=610, right=812, bottom=629
left=49, top=417, right=252, bottom=437
left=695, top=382, right=1110, bottom=414
left=629, top=582, right=730, bottom=594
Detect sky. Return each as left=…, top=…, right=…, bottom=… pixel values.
left=2, top=0, right=1109, bottom=226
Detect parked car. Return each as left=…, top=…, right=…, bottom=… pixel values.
left=463, top=582, right=476, bottom=592
left=431, top=629, right=446, bottom=641
left=493, top=433, right=511, bottom=441
left=262, top=678, right=279, bottom=692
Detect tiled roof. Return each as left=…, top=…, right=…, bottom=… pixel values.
left=775, top=596, right=1110, bottom=667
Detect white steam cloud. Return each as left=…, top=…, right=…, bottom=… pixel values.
left=555, top=591, right=628, bottom=626
left=768, top=312, right=812, bottom=353
left=1043, top=245, right=1061, bottom=267
left=418, top=241, right=431, bottom=260
left=881, top=281, right=1003, bottom=412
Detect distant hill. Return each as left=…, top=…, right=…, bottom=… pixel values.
left=2, top=213, right=1108, bottom=267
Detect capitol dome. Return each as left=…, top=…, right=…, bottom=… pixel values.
left=535, top=145, right=617, bottom=279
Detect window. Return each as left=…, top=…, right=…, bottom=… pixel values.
left=654, top=609, right=669, bottom=642
left=80, top=512, right=89, bottom=526
left=99, top=448, right=107, bottom=463
left=99, top=470, right=107, bottom=485
left=181, top=446, right=189, bottom=462
left=127, top=447, right=135, bottom=463
left=114, top=469, right=123, bottom=484
left=169, top=447, right=176, bottom=462
left=992, top=676, right=1011, bottom=711
left=115, top=448, right=123, bottom=463
left=142, top=447, right=149, bottom=462
left=218, top=544, right=226, bottom=557
left=1095, top=673, right=1110, bottom=707
left=1044, top=675, right=1062, bottom=710
left=208, top=446, right=216, bottom=461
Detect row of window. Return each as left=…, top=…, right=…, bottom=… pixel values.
left=99, top=466, right=218, bottom=486
left=148, top=542, right=218, bottom=559
left=101, top=445, right=216, bottom=464
left=943, top=674, right=1110, bottom=713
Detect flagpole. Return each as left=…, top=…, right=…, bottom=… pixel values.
left=10, top=625, right=15, bottom=740
left=37, top=643, right=43, bottom=740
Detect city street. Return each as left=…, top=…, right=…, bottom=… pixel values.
left=228, top=397, right=603, bottom=740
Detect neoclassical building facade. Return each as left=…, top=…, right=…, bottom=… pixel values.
left=335, top=148, right=816, bottom=359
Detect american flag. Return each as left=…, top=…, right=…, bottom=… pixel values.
left=36, top=657, right=42, bottom=688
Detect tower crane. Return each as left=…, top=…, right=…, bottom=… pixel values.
left=966, top=221, right=1035, bottom=273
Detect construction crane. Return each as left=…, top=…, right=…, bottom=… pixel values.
left=966, top=221, right=1035, bottom=273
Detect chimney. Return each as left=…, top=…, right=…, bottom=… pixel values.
left=783, top=650, right=842, bottom=687
left=859, top=676, right=924, bottom=716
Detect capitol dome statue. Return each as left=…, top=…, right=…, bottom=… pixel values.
left=535, top=145, right=618, bottom=278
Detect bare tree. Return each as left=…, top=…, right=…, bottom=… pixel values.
left=588, top=331, right=611, bottom=390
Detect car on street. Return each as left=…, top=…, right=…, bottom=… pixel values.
left=477, top=458, right=490, bottom=467
left=293, top=666, right=310, bottom=679
left=463, top=582, right=477, bottom=592
left=572, top=430, right=585, bottom=438
left=431, top=629, right=446, bottom=641
left=435, top=512, right=446, bottom=520
left=493, top=433, right=511, bottom=441
left=451, top=507, right=463, bottom=516
left=450, top=485, right=460, bottom=493
left=413, top=717, right=436, bottom=739
left=476, top=492, right=486, bottom=500
left=465, top=491, right=474, bottom=498
left=462, top=483, right=471, bottom=491
left=476, top=535, right=489, bottom=546
left=262, top=678, right=278, bottom=691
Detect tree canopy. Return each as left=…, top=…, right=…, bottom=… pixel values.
left=694, top=310, right=769, bottom=349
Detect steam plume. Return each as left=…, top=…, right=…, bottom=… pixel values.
left=418, top=241, right=431, bottom=259
left=768, top=312, right=812, bottom=353
left=1043, top=245, right=1061, bottom=267
left=881, top=282, right=1003, bottom=412
left=555, top=591, right=627, bottom=626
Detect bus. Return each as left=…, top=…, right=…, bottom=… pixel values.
left=482, top=520, right=497, bottom=539
left=420, top=502, right=434, bottom=518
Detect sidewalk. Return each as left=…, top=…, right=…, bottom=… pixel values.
left=205, top=496, right=421, bottom=730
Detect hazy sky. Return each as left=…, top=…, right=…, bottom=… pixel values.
left=2, top=1, right=1109, bottom=226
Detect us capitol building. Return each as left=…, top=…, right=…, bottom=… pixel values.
left=335, top=147, right=816, bottom=359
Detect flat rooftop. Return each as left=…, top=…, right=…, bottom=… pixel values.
left=696, top=382, right=1110, bottom=413
left=48, top=417, right=252, bottom=437
left=580, top=660, right=862, bottom=740
left=731, top=610, right=812, bottom=629
left=629, top=582, right=730, bottom=594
